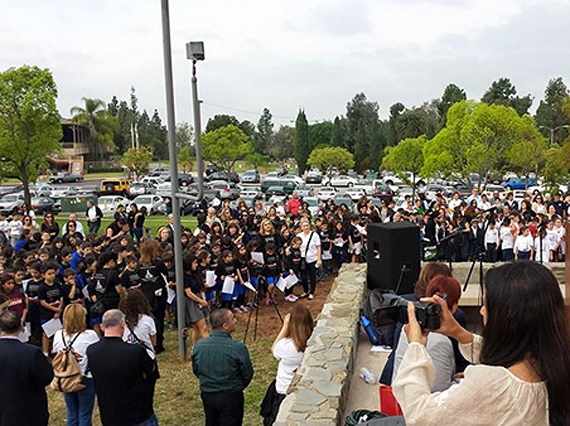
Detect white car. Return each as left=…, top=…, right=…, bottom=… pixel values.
left=303, top=197, right=320, bottom=216
left=97, top=196, right=128, bottom=217
left=327, top=175, right=358, bottom=187
left=31, top=184, right=54, bottom=198
left=140, top=176, right=165, bottom=188
left=345, top=187, right=367, bottom=202
left=240, top=187, right=262, bottom=199
left=156, top=182, right=172, bottom=197
left=0, top=193, right=25, bottom=214
left=50, top=186, right=78, bottom=198
left=317, top=187, right=337, bottom=201
left=282, top=174, right=304, bottom=186
left=132, top=195, right=167, bottom=215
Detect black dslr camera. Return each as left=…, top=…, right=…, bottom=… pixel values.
left=372, top=293, right=441, bottom=330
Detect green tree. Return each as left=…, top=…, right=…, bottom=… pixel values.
left=438, top=83, right=467, bottom=122
left=309, top=121, right=333, bottom=150
left=481, top=77, right=533, bottom=116
left=535, top=77, right=569, bottom=144
left=175, top=121, right=193, bottom=153
left=307, top=146, right=354, bottom=173
left=345, top=93, right=379, bottom=152
left=330, top=116, right=344, bottom=147
left=178, top=145, right=194, bottom=172
left=246, top=152, right=270, bottom=170
left=253, top=108, right=273, bottom=154
left=121, top=147, right=153, bottom=179
left=354, top=119, right=369, bottom=171
left=542, top=142, right=570, bottom=193
left=382, top=136, right=426, bottom=201
left=294, top=110, right=310, bottom=174
left=0, top=66, right=62, bottom=208
left=238, top=120, right=256, bottom=138
left=71, top=97, right=118, bottom=158
left=205, top=114, right=240, bottom=133
left=201, top=125, right=253, bottom=173
left=423, top=101, right=540, bottom=189
left=268, top=125, right=295, bottom=160
left=506, top=116, right=547, bottom=175
left=367, top=120, right=385, bottom=171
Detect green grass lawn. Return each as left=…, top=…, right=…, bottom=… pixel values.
left=55, top=215, right=198, bottom=237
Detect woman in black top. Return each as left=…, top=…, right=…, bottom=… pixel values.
left=89, top=251, right=123, bottom=333
left=40, top=213, right=59, bottom=241
left=133, top=206, right=147, bottom=243
left=139, top=240, right=169, bottom=353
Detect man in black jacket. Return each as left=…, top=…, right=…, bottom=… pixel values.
left=87, top=309, right=157, bottom=426
left=86, top=200, right=103, bottom=236
left=0, top=310, right=53, bottom=426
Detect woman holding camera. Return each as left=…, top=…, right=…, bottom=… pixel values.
left=394, top=261, right=570, bottom=425
left=261, top=305, right=314, bottom=425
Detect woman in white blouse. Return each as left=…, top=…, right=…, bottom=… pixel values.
left=119, top=288, right=157, bottom=360
left=261, top=305, right=314, bottom=425
left=52, top=304, right=99, bottom=426
left=394, top=261, right=570, bottom=425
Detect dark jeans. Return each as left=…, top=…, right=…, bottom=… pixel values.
left=133, top=413, right=159, bottom=426
left=133, top=227, right=143, bottom=243
left=486, top=243, right=498, bottom=262
left=64, top=378, right=96, bottom=426
left=300, top=261, right=317, bottom=295
left=202, top=391, right=244, bottom=426
left=88, top=220, right=100, bottom=235
left=502, top=248, right=514, bottom=261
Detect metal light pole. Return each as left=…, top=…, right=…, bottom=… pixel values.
left=539, top=124, right=570, bottom=145
left=187, top=43, right=205, bottom=202
left=160, top=0, right=187, bottom=359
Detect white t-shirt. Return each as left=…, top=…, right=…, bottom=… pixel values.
left=499, top=226, right=514, bottom=250
left=297, top=231, right=321, bottom=264
left=9, top=220, right=22, bottom=237
left=515, top=234, right=533, bottom=253
left=122, top=314, right=157, bottom=359
left=52, top=330, right=100, bottom=377
left=273, top=338, right=304, bottom=394
left=484, top=228, right=499, bottom=246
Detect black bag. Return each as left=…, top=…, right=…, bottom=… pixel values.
left=362, top=289, right=397, bottom=347
left=345, top=410, right=387, bottom=426
left=260, top=379, right=286, bottom=426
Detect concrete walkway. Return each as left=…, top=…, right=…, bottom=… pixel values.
left=343, top=329, right=389, bottom=422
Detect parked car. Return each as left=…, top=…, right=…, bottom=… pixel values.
left=265, top=186, right=287, bottom=200
left=372, top=181, right=395, bottom=203
left=421, top=184, right=453, bottom=201
left=239, top=187, right=262, bottom=199
left=207, top=171, right=240, bottom=183
left=347, top=170, right=359, bottom=180
left=327, top=175, right=358, bottom=188
left=241, top=170, right=260, bottom=184
left=140, top=176, right=165, bottom=188
left=296, top=185, right=314, bottom=198
left=49, top=172, right=83, bottom=184
left=0, top=193, right=25, bottom=214
left=150, top=167, right=170, bottom=178
left=240, top=196, right=257, bottom=207
left=261, top=178, right=298, bottom=194
left=208, top=180, right=240, bottom=200
left=305, top=169, right=323, bottom=184
left=100, top=179, right=130, bottom=196
left=483, top=184, right=505, bottom=199
left=266, top=195, right=287, bottom=206
left=31, top=184, right=54, bottom=198
left=345, top=187, right=367, bottom=202
left=132, top=195, right=167, bottom=215
left=265, top=171, right=280, bottom=179
left=51, top=186, right=78, bottom=198
left=273, top=168, right=287, bottom=177
left=130, top=182, right=156, bottom=197
left=333, top=195, right=353, bottom=207
left=156, top=182, right=172, bottom=197
left=364, top=170, right=378, bottom=184
left=31, top=197, right=58, bottom=215
left=205, top=164, right=219, bottom=176
left=502, top=177, right=536, bottom=191
left=302, top=197, right=320, bottom=216
left=317, top=187, right=337, bottom=201
left=98, top=195, right=128, bottom=216
left=282, top=174, right=304, bottom=186
left=177, top=173, right=194, bottom=187
left=382, top=172, right=425, bottom=187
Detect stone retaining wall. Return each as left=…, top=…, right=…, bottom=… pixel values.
left=274, top=263, right=367, bottom=426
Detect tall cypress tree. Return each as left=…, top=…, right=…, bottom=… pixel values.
left=354, top=119, right=368, bottom=171
left=331, top=116, right=343, bottom=147
left=294, top=109, right=310, bottom=174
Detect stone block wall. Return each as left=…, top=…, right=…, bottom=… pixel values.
left=274, top=263, right=367, bottom=426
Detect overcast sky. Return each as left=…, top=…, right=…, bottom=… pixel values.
left=2, top=0, right=570, bottom=128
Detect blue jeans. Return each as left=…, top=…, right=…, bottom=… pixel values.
left=64, top=378, right=95, bottom=426
left=134, top=413, right=159, bottom=426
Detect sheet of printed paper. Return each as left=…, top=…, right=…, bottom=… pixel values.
left=251, top=252, right=264, bottom=265
left=222, top=276, right=235, bottom=294
left=285, top=274, right=299, bottom=289
left=276, top=277, right=287, bottom=292
left=205, top=270, right=216, bottom=288
left=42, top=318, right=62, bottom=338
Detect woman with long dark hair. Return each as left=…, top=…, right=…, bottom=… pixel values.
left=394, top=261, right=570, bottom=425
left=119, top=288, right=157, bottom=359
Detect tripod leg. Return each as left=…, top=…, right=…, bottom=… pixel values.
left=254, top=290, right=260, bottom=341
left=269, top=292, right=283, bottom=323
left=242, top=302, right=255, bottom=344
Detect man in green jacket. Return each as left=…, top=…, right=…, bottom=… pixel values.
left=192, top=309, right=254, bottom=426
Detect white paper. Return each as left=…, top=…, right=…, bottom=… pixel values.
left=18, top=323, right=31, bottom=343
left=334, top=237, right=344, bottom=247
left=243, top=281, right=257, bottom=293
left=322, top=250, right=333, bottom=260
left=222, top=276, right=235, bottom=294
left=276, top=277, right=287, bottom=292
left=167, top=287, right=176, bottom=304
left=205, top=270, right=216, bottom=288
left=370, top=345, right=392, bottom=353
left=42, top=318, right=62, bottom=338
left=251, top=252, right=264, bottom=265
left=81, top=285, right=90, bottom=299
left=285, top=274, right=299, bottom=289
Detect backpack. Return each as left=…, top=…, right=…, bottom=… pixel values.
left=362, top=289, right=398, bottom=347
left=50, top=332, right=86, bottom=393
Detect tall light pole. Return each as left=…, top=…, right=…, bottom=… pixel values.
left=187, top=42, right=205, bottom=202
left=539, top=124, right=569, bottom=145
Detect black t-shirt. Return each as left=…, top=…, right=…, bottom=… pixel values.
left=286, top=247, right=302, bottom=270
left=215, top=261, right=236, bottom=280
left=183, top=272, right=202, bottom=294
left=38, top=281, right=64, bottom=320
left=139, top=260, right=168, bottom=305
left=121, top=269, right=142, bottom=289
left=263, top=252, right=280, bottom=277
left=63, top=282, right=84, bottom=306
left=24, top=278, right=43, bottom=304
left=90, top=268, right=121, bottom=310
left=319, top=229, right=332, bottom=251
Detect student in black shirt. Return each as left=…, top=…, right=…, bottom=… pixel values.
left=183, top=254, right=209, bottom=347
left=216, top=250, right=238, bottom=311
left=89, top=251, right=124, bottom=332
left=38, top=261, right=64, bottom=356
left=120, top=255, right=142, bottom=290
left=262, top=243, right=280, bottom=307
left=284, top=237, right=302, bottom=302
left=23, top=261, right=44, bottom=345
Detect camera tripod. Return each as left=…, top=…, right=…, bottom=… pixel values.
left=242, top=276, right=283, bottom=343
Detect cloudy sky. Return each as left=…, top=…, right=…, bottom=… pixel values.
left=2, top=0, right=570, bottom=127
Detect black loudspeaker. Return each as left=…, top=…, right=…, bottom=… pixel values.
left=367, top=222, right=420, bottom=295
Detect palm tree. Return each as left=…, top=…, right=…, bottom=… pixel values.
left=70, top=98, right=118, bottom=159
